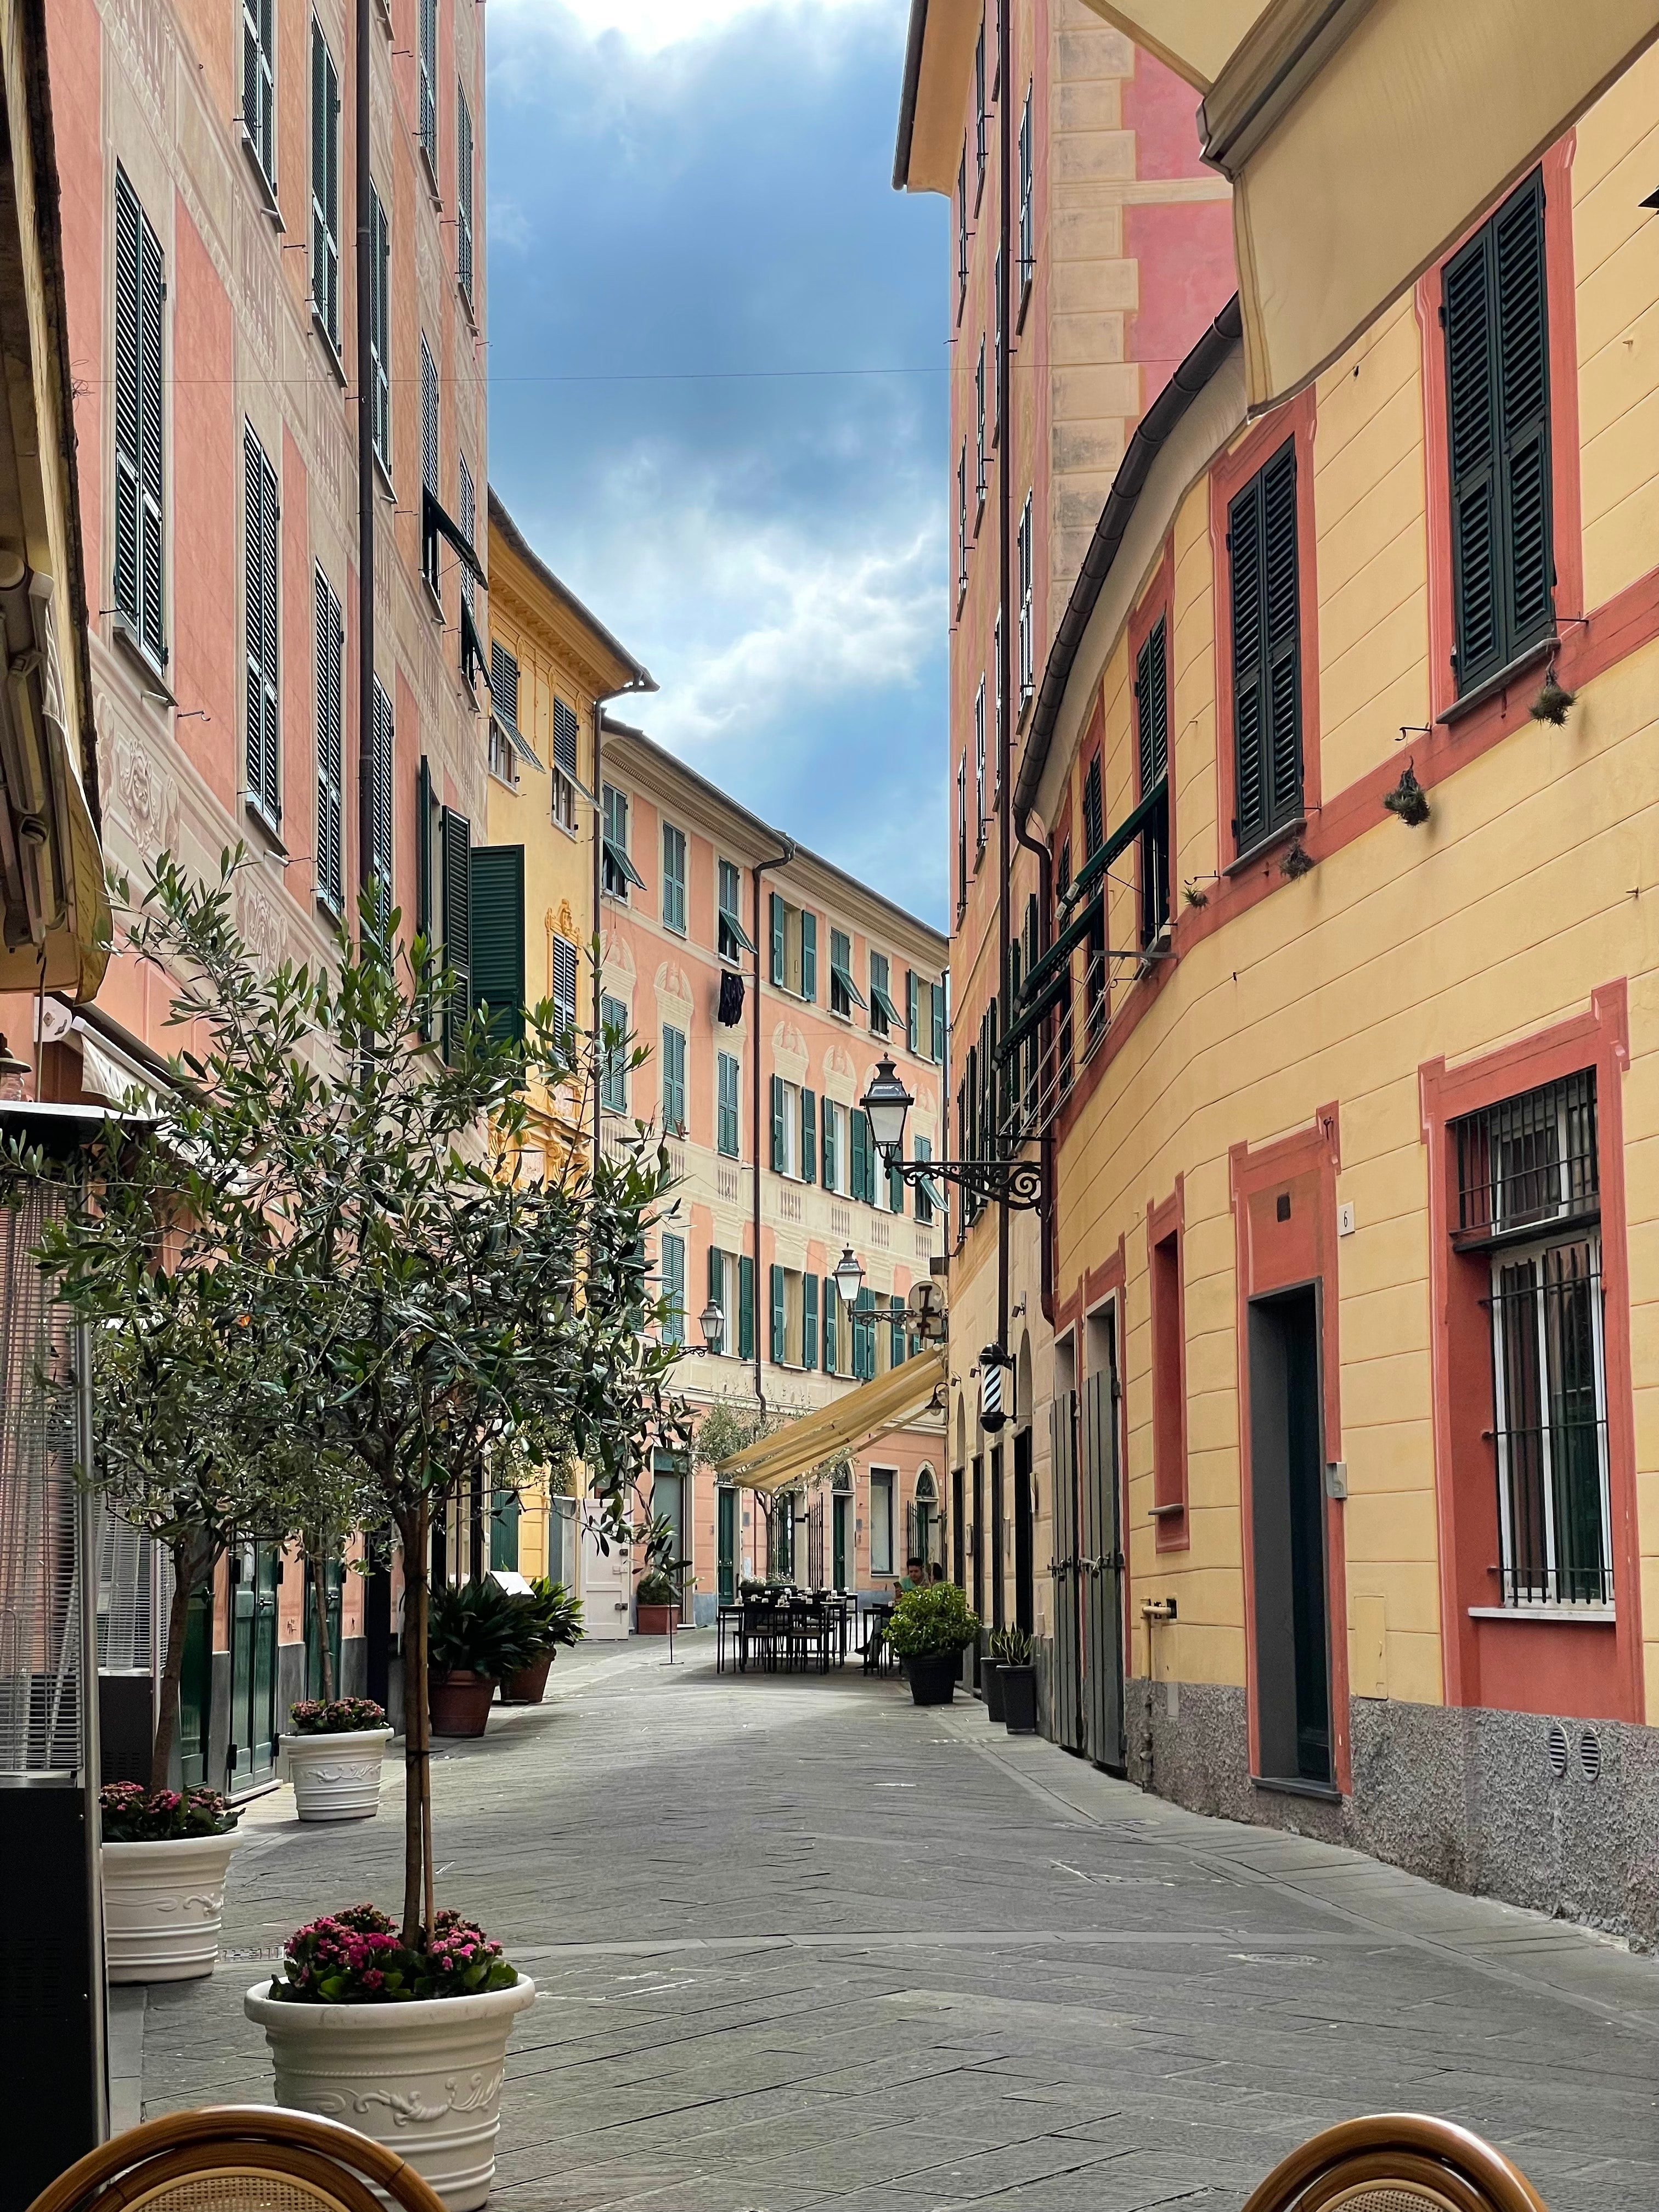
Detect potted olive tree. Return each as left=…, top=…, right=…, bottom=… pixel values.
left=885, top=1583, right=981, bottom=1706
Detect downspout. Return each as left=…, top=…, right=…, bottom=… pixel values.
left=1013, top=808, right=1055, bottom=1324
left=354, top=0, right=375, bottom=928
left=751, top=839, right=795, bottom=1418
left=995, top=0, right=1013, bottom=1365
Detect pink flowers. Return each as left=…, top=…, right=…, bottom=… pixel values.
left=100, top=1782, right=240, bottom=1842
left=273, top=1902, right=516, bottom=2004
left=287, top=1697, right=390, bottom=1736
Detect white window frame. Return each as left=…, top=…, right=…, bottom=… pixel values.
left=869, top=1469, right=896, bottom=1578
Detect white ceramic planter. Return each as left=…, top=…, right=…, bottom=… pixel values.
left=245, top=1974, right=537, bottom=2212
left=102, top=1830, right=241, bottom=1984
left=280, top=1727, right=392, bottom=1821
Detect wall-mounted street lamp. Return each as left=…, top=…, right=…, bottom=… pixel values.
left=859, top=1055, right=1044, bottom=1212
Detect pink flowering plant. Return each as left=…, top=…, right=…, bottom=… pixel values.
left=287, top=1697, right=389, bottom=1736
left=272, top=1903, right=518, bottom=2004
left=99, top=1781, right=241, bottom=1843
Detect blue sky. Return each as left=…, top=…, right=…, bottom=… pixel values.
left=486, top=0, right=949, bottom=929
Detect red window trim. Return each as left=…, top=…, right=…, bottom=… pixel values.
left=1147, top=1178, right=1188, bottom=1553
left=1128, top=543, right=1176, bottom=928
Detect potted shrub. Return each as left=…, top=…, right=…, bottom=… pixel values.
left=245, top=1903, right=535, bottom=2212
left=886, top=1583, right=980, bottom=1706
left=281, top=1697, right=392, bottom=1821
left=428, top=1578, right=533, bottom=1737
left=501, top=1578, right=584, bottom=1704
left=99, top=1782, right=242, bottom=1984
left=980, top=1653, right=1006, bottom=1722
left=634, top=1510, right=685, bottom=1634
left=991, top=1626, right=1037, bottom=1734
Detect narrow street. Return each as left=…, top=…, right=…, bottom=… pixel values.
left=132, top=1641, right=1659, bottom=2212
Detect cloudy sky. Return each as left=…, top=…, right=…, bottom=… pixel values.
left=486, top=0, right=949, bottom=928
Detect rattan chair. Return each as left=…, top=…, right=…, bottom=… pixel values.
left=28, top=2106, right=448, bottom=2212
left=1242, top=2115, right=1550, bottom=2212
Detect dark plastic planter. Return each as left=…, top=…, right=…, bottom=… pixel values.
left=428, top=1669, right=495, bottom=1737
left=981, top=1659, right=1005, bottom=1721
left=1000, top=1663, right=1037, bottom=1734
left=902, top=1652, right=959, bottom=1706
left=501, top=1652, right=555, bottom=1705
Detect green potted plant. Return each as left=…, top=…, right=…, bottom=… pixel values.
left=428, top=1579, right=535, bottom=1736
left=281, top=1697, right=392, bottom=1821
left=635, top=1511, right=685, bottom=1635
left=990, top=1625, right=1037, bottom=1733
left=885, top=1583, right=980, bottom=1706
left=501, top=1578, right=584, bottom=1704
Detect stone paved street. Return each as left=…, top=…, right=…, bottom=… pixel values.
left=134, top=1639, right=1659, bottom=2212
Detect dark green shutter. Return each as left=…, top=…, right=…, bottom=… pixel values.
left=851, top=1106, right=869, bottom=1204
left=889, top=1295, right=905, bottom=1368
left=802, top=1275, right=818, bottom=1370
left=1229, top=439, right=1301, bottom=853
left=800, top=911, right=817, bottom=1001
left=415, top=757, right=433, bottom=939
left=932, top=979, right=946, bottom=1065
left=769, top=1263, right=786, bottom=1363
left=440, top=806, right=472, bottom=1058
left=1136, top=618, right=1171, bottom=946
left=822, top=1279, right=837, bottom=1373
left=770, top=1074, right=786, bottom=1171
left=821, top=1094, right=836, bottom=1192
left=769, top=891, right=786, bottom=985
left=708, top=1244, right=724, bottom=1318
left=906, top=970, right=918, bottom=1053
left=801, top=1088, right=816, bottom=1183
left=469, top=844, right=526, bottom=1046
left=738, top=1254, right=755, bottom=1361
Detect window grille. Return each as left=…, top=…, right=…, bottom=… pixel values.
left=1454, top=1070, right=1597, bottom=1244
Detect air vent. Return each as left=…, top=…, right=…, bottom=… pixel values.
left=1546, top=1720, right=1570, bottom=1779
left=1579, top=1729, right=1602, bottom=1783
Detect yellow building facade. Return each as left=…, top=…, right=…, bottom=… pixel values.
left=1000, top=46, right=1659, bottom=1940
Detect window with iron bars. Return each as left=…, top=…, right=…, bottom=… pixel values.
left=1017, top=88, right=1034, bottom=307
left=1452, top=1071, right=1610, bottom=1610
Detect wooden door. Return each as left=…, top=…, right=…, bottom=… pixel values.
left=1049, top=1390, right=1082, bottom=1753
left=1081, top=1345, right=1126, bottom=1771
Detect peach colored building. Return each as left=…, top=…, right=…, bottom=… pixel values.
left=595, top=716, right=949, bottom=1629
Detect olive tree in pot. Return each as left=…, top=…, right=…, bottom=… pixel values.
left=990, top=1626, right=1037, bottom=1734
left=501, top=1578, right=584, bottom=1704
left=885, top=1583, right=981, bottom=1706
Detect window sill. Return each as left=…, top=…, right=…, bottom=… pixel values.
left=316, top=889, right=343, bottom=924
left=373, top=449, right=396, bottom=503
left=1438, top=635, right=1558, bottom=728
left=1251, top=1774, right=1341, bottom=1803
left=1224, top=816, right=1306, bottom=877
left=239, top=132, right=282, bottom=224
left=311, top=308, right=347, bottom=386
left=420, top=141, right=442, bottom=209
left=109, top=615, right=172, bottom=701
left=243, top=796, right=286, bottom=853
left=424, top=573, right=444, bottom=622
left=1467, top=1604, right=1615, bottom=1624
left=487, top=765, right=520, bottom=793
left=1016, top=274, right=1033, bottom=335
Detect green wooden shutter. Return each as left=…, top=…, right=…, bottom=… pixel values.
left=800, top=911, right=817, bottom=1002
left=313, top=567, right=343, bottom=912
left=708, top=1244, right=724, bottom=1312
left=851, top=1105, right=869, bottom=1204
left=822, top=1278, right=837, bottom=1374
left=371, top=679, right=394, bottom=934
left=415, top=755, right=433, bottom=940
left=243, top=422, right=280, bottom=827
left=932, top=977, right=946, bottom=1065
left=769, top=891, right=786, bottom=985
left=311, top=25, right=340, bottom=348
left=662, top=1025, right=686, bottom=1135
left=1444, top=217, right=1500, bottom=689
left=738, top=1254, right=755, bottom=1361
left=889, top=1295, right=905, bottom=1369
left=440, top=806, right=472, bottom=1058
left=770, top=1074, right=786, bottom=1171
left=802, top=1274, right=818, bottom=1371
left=1136, top=618, right=1171, bottom=944
left=906, top=970, right=918, bottom=1053
left=801, top=1088, right=816, bottom=1184
left=1229, top=470, right=1267, bottom=850
left=1262, top=444, right=1301, bottom=828
left=821, top=1094, right=836, bottom=1192
left=470, top=844, right=526, bottom=1046
left=769, top=1264, right=786, bottom=1363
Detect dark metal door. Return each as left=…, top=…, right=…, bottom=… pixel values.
left=177, top=1582, right=213, bottom=1787
left=304, top=1558, right=343, bottom=1700
left=831, top=1493, right=848, bottom=1591
left=718, top=1487, right=738, bottom=1604
left=1049, top=1389, right=1083, bottom=1752
left=1013, top=1429, right=1035, bottom=1635
left=229, top=1539, right=279, bottom=1790
left=1081, top=1350, right=1126, bottom=1771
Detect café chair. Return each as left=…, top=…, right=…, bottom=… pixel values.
left=1242, top=2114, right=1550, bottom=2212
left=28, top=2106, right=447, bottom=2212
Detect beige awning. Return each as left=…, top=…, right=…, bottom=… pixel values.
left=1079, top=0, right=1659, bottom=410
left=0, top=715, right=111, bottom=1002
left=716, top=1346, right=947, bottom=1496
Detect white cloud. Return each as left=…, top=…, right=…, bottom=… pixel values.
left=491, top=0, right=893, bottom=58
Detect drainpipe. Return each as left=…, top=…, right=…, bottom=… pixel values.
left=995, top=0, right=1013, bottom=1365
left=1013, top=812, right=1055, bottom=1325
left=354, top=0, right=375, bottom=928
left=751, top=839, right=795, bottom=1418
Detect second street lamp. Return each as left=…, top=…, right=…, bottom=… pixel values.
left=857, top=1054, right=1044, bottom=1212
left=831, top=1245, right=866, bottom=1307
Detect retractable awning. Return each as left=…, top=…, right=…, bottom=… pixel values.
left=1079, top=0, right=1659, bottom=410
left=716, top=1345, right=947, bottom=1496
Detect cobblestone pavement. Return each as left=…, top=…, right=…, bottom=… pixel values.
left=136, top=1637, right=1659, bottom=2212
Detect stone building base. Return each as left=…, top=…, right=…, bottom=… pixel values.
left=1120, top=1679, right=1659, bottom=1950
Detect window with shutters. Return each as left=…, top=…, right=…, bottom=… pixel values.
left=993, top=610, right=1003, bottom=782
left=737, top=1252, right=755, bottom=1361
left=660, top=1024, right=687, bottom=1136
left=766, top=892, right=814, bottom=999
left=310, top=25, right=341, bottom=354
left=1150, top=1200, right=1187, bottom=1546
left=956, top=152, right=968, bottom=317
left=828, top=926, right=865, bottom=1020
left=1017, top=87, right=1033, bottom=311
left=488, top=643, right=520, bottom=788
left=974, top=341, right=987, bottom=504
left=716, top=1052, right=740, bottom=1158
left=1228, top=437, right=1302, bottom=856
left=1136, top=615, right=1171, bottom=945
left=602, top=785, right=644, bottom=900
left=552, top=699, right=580, bottom=831
left=660, top=1234, right=686, bottom=1348
left=1017, top=494, right=1034, bottom=704
left=243, top=423, right=280, bottom=831
left=313, top=567, right=344, bottom=914
left=769, top=1263, right=787, bottom=1364
left=369, top=188, right=391, bottom=475
left=1442, top=169, right=1554, bottom=698
left=973, top=18, right=988, bottom=193
left=821, top=1096, right=842, bottom=1194
left=662, top=823, right=687, bottom=934
left=600, top=994, right=629, bottom=1113
left=802, top=1273, right=819, bottom=1373
left=548, top=932, right=578, bottom=1051
left=112, top=169, right=166, bottom=673
left=417, top=0, right=438, bottom=173
left=870, top=1469, right=895, bottom=1572
left=822, top=1273, right=839, bottom=1373
left=956, top=754, right=968, bottom=917
left=973, top=680, right=986, bottom=853
left=914, top=1136, right=938, bottom=1226
left=420, top=338, right=440, bottom=599
left=850, top=1099, right=873, bottom=1207
left=957, top=443, right=969, bottom=604
left=241, top=0, right=276, bottom=200
left=456, top=84, right=475, bottom=309
left=439, top=808, right=472, bottom=1059
left=457, top=454, right=476, bottom=627
left=370, top=678, right=394, bottom=935
left=770, top=1075, right=800, bottom=1178
left=992, top=249, right=1004, bottom=434
left=870, top=951, right=901, bottom=1039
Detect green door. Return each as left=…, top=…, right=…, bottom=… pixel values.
left=177, top=1582, right=213, bottom=1788
left=717, top=1488, right=737, bottom=1604
left=304, top=1558, right=345, bottom=1699
left=230, top=1539, right=280, bottom=1790
left=832, top=1494, right=849, bottom=1592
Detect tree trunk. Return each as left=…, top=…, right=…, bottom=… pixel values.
left=308, top=1545, right=336, bottom=1700
left=397, top=1500, right=430, bottom=1946
left=151, top=1536, right=197, bottom=1794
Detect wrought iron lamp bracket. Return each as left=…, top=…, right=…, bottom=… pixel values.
left=885, top=1153, right=1046, bottom=1212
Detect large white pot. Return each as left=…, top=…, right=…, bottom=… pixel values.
left=102, top=1830, right=241, bottom=1984
left=280, top=1728, right=391, bottom=1821
left=245, top=1973, right=537, bottom=2211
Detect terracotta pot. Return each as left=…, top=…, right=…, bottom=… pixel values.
left=428, top=1669, right=495, bottom=1737
left=635, top=1602, right=678, bottom=1637
left=500, top=1652, right=554, bottom=1705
